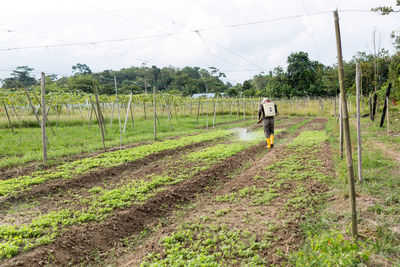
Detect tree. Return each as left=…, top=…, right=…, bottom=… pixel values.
left=1, top=66, right=37, bottom=88
left=72, top=63, right=92, bottom=75
left=286, top=52, right=318, bottom=96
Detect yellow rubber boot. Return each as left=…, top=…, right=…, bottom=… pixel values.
left=270, top=135, right=274, bottom=148
left=266, top=138, right=271, bottom=149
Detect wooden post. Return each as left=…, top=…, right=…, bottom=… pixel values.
left=123, top=92, right=133, bottom=134
left=56, top=104, right=61, bottom=128
left=196, top=98, right=201, bottom=124
left=206, top=99, right=209, bottom=129
left=41, top=72, right=48, bottom=162
left=379, top=84, right=392, bottom=128
left=93, top=82, right=106, bottom=151
left=143, top=101, right=147, bottom=119
left=24, top=87, right=41, bottom=126
left=334, top=95, right=337, bottom=118
left=130, top=102, right=135, bottom=128
left=2, top=101, right=14, bottom=133
left=10, top=104, right=20, bottom=121
left=32, top=91, right=55, bottom=136
left=356, top=63, right=363, bottom=183
left=164, top=96, right=173, bottom=130
left=213, top=98, right=216, bottom=128
left=334, top=10, right=357, bottom=238
left=88, top=100, right=94, bottom=130
left=386, top=96, right=390, bottom=133
left=237, top=99, right=239, bottom=117
left=114, top=75, right=122, bottom=148
left=110, top=102, right=115, bottom=126
left=153, top=83, right=157, bottom=140
left=243, top=99, right=246, bottom=120
left=339, top=94, right=344, bottom=159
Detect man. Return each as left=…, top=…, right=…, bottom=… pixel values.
left=257, top=98, right=278, bottom=149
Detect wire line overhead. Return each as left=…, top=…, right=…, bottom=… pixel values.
left=0, top=9, right=372, bottom=52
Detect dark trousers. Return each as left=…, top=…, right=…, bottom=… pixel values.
left=263, top=117, right=274, bottom=138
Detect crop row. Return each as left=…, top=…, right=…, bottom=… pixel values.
left=0, top=129, right=232, bottom=197
left=138, top=130, right=330, bottom=265
left=0, top=131, right=265, bottom=259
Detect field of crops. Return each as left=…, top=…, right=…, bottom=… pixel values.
left=0, top=98, right=399, bottom=266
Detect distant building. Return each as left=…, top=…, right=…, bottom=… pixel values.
left=192, top=93, right=226, bottom=98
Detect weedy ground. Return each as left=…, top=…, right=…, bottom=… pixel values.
left=1, top=114, right=398, bottom=266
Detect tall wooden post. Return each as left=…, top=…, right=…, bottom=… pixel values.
left=339, top=94, right=343, bottom=159
left=41, top=72, right=48, bottom=162
left=2, top=101, right=14, bottom=133
left=243, top=99, right=246, bottom=120
left=93, top=82, right=106, bottom=151
left=114, top=75, right=122, bottom=148
left=386, top=96, right=390, bottom=133
left=356, top=63, right=363, bottom=183
left=123, top=92, right=133, bottom=134
left=153, top=84, right=157, bottom=140
left=379, top=84, right=392, bottom=128
left=334, top=10, right=358, bottom=238
left=196, top=98, right=201, bottom=124
left=213, top=98, right=216, bottom=128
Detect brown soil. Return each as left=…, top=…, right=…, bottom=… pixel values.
left=115, top=118, right=331, bottom=266
left=2, top=140, right=265, bottom=267
left=0, top=139, right=218, bottom=211
left=1, top=117, right=323, bottom=267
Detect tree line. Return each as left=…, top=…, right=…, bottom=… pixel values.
left=1, top=50, right=399, bottom=100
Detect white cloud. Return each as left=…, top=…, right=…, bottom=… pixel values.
left=0, top=0, right=399, bottom=83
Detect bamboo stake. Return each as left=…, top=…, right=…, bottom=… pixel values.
left=130, top=102, right=135, bottom=128
left=2, top=101, right=14, bottom=133
left=24, top=87, right=41, bottom=126
left=386, top=96, right=390, bottom=133
left=110, top=102, right=115, bottom=127
left=356, top=63, right=363, bottom=183
left=196, top=98, right=201, bottom=124
left=143, top=101, right=147, bottom=119
left=379, top=84, right=392, bottom=128
left=88, top=100, right=94, bottom=130
left=114, top=75, right=122, bottom=148
left=153, top=83, right=157, bottom=140
left=41, top=72, right=47, bottom=162
left=123, top=92, right=133, bottom=134
left=334, top=10, right=357, bottom=238
left=243, top=99, right=246, bottom=120
left=213, top=98, right=216, bottom=128
left=10, top=103, right=20, bottom=121
left=206, top=99, right=209, bottom=129
left=93, top=83, right=106, bottom=151
left=56, top=104, right=61, bottom=129
left=164, top=96, right=172, bottom=130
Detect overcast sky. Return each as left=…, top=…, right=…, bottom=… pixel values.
left=0, top=0, right=399, bottom=84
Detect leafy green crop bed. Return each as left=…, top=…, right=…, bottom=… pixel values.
left=0, top=129, right=265, bottom=259
left=0, top=130, right=231, bottom=197
left=141, top=219, right=270, bottom=266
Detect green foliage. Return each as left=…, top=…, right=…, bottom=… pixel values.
left=141, top=222, right=269, bottom=266
left=0, top=173, right=186, bottom=259
left=215, top=186, right=278, bottom=206
left=0, top=130, right=231, bottom=197
left=185, top=142, right=248, bottom=163
left=291, top=231, right=369, bottom=266
left=288, top=131, right=328, bottom=149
